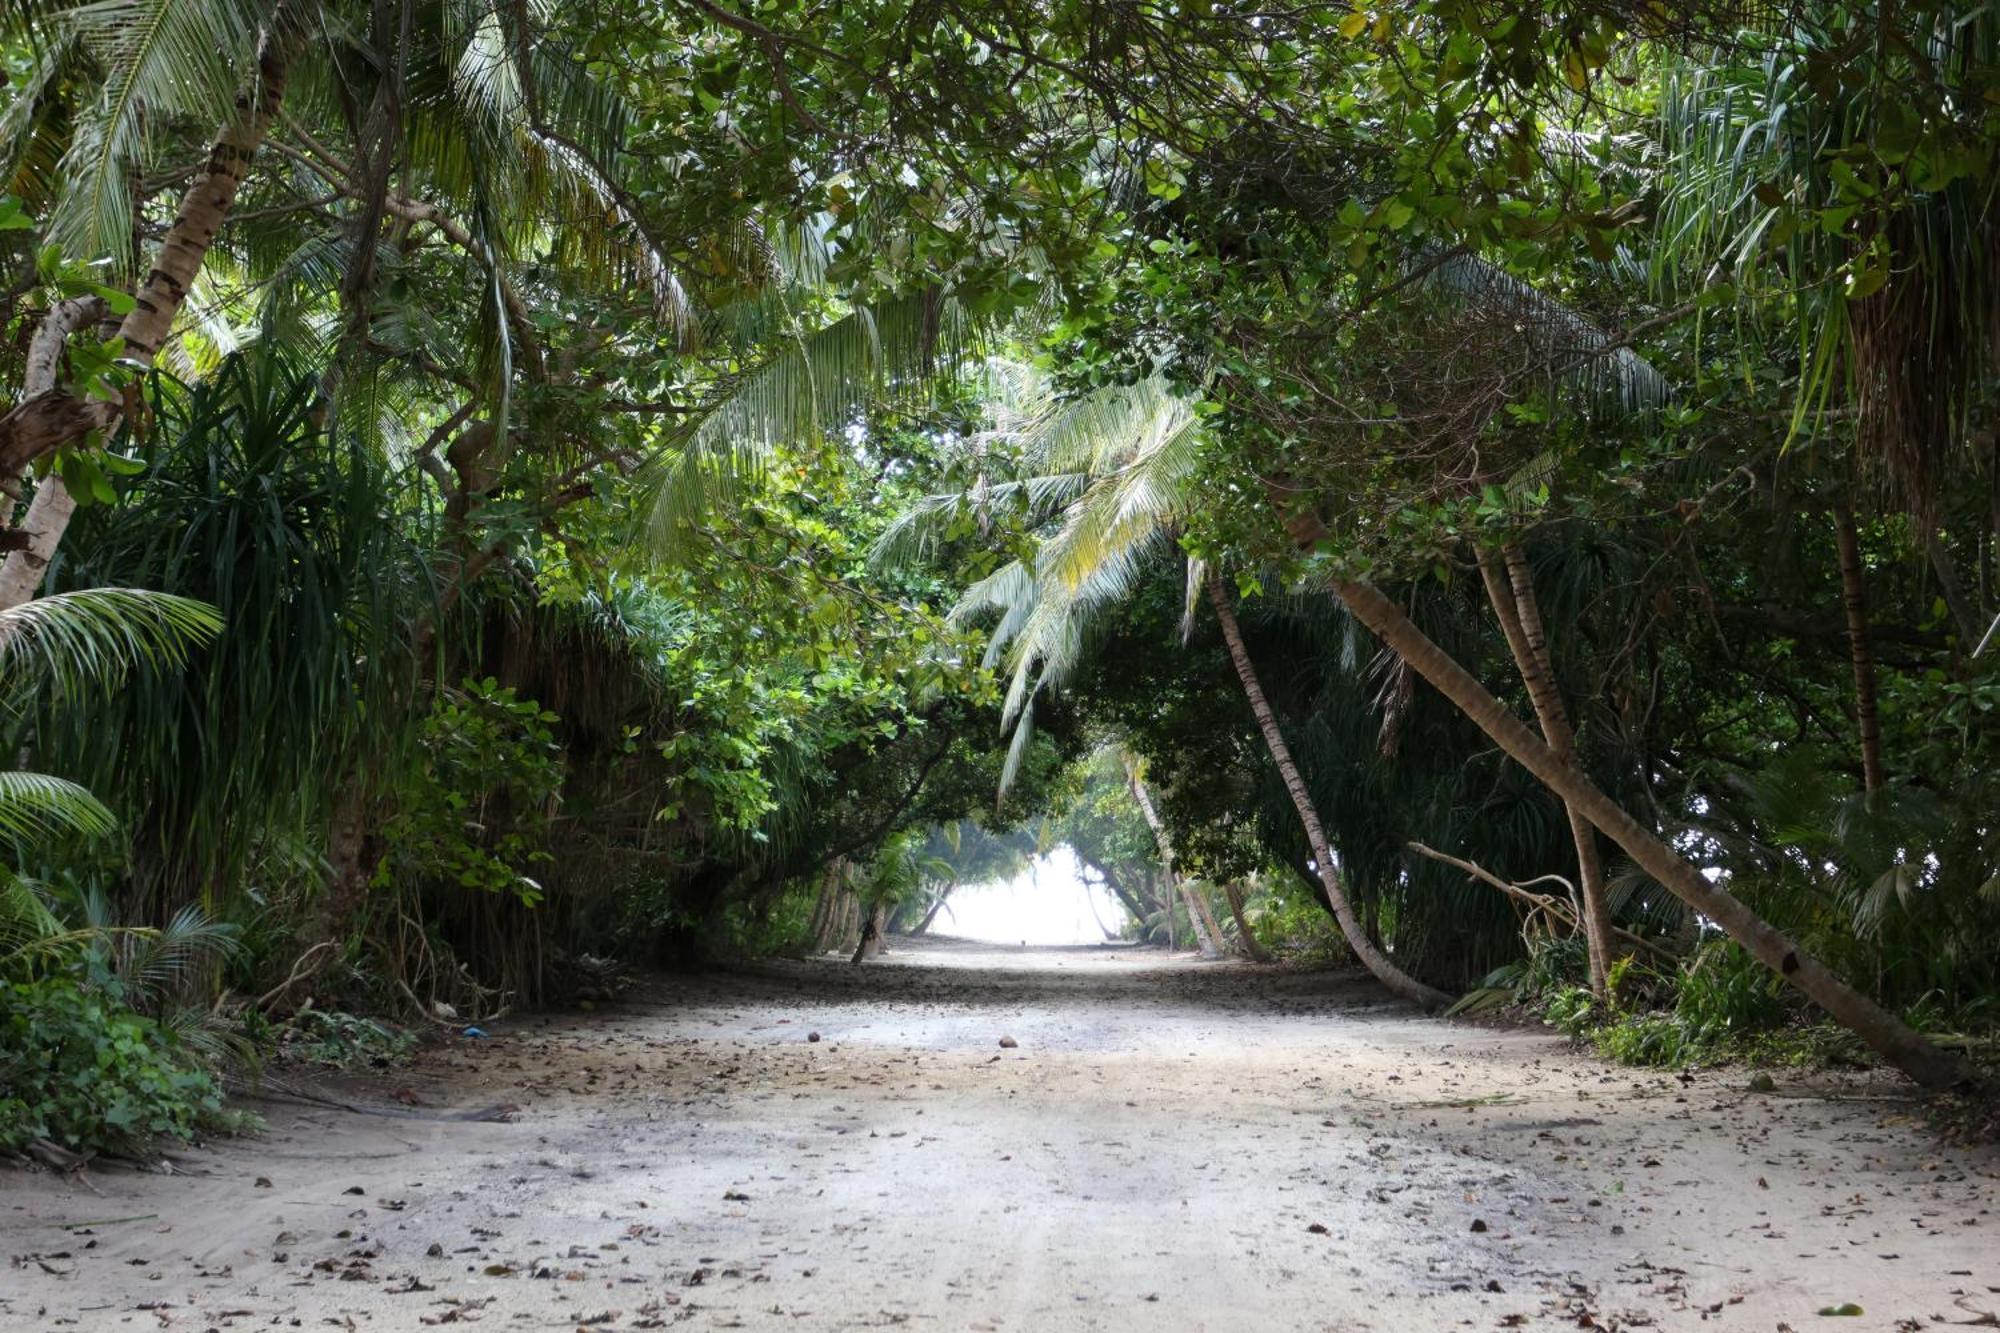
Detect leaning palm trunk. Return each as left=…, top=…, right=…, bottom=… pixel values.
left=1205, top=574, right=1450, bottom=1008
left=1330, top=575, right=1966, bottom=1089
left=850, top=902, right=886, bottom=963
left=1221, top=880, right=1271, bottom=963
left=0, top=16, right=294, bottom=612
left=1122, top=755, right=1224, bottom=958
left=1833, top=502, right=1886, bottom=793
left=1474, top=545, right=1617, bottom=995
left=1179, top=881, right=1224, bottom=958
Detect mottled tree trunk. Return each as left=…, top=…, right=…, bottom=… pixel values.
left=1833, top=503, right=1885, bottom=793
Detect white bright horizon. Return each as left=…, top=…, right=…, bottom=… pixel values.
left=930, top=846, right=1128, bottom=945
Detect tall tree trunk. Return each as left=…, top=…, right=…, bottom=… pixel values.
left=1205, top=574, right=1450, bottom=1008
left=0, top=16, right=294, bottom=610
left=1122, top=754, right=1225, bottom=958
left=1475, top=545, right=1617, bottom=996
left=1833, top=502, right=1886, bottom=793
left=805, top=861, right=843, bottom=954
left=1221, top=880, right=1271, bottom=962
left=0, top=298, right=108, bottom=619
left=1330, top=575, right=1965, bottom=1090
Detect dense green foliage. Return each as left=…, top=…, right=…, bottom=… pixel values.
left=0, top=976, right=222, bottom=1157
left=2, top=0, right=1997, bottom=1155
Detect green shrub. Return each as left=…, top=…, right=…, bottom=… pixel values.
left=380, top=679, right=566, bottom=906
left=1540, top=941, right=1793, bottom=1069
left=1674, top=939, right=1787, bottom=1044
left=1542, top=983, right=1601, bottom=1038
left=1251, top=882, right=1349, bottom=961
left=0, top=976, right=222, bottom=1158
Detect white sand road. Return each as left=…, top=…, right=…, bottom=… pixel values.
left=3, top=937, right=1995, bottom=1331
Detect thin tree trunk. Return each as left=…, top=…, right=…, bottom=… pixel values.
left=0, top=16, right=294, bottom=609
left=1476, top=544, right=1616, bottom=995
left=805, top=860, right=843, bottom=953
left=1084, top=880, right=1120, bottom=941
left=1205, top=573, right=1450, bottom=1008
left=837, top=891, right=861, bottom=954
left=1833, top=503, right=1886, bottom=793
left=1330, top=575, right=1966, bottom=1089
left=912, top=884, right=954, bottom=935
left=1122, top=754, right=1224, bottom=958
left=1221, top=881, right=1271, bottom=962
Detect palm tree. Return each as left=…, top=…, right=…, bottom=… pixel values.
left=901, top=350, right=1967, bottom=1082
left=1121, top=749, right=1225, bottom=959
left=0, top=587, right=221, bottom=961
left=0, top=6, right=297, bottom=604
left=1472, top=544, right=1617, bottom=996
left=0, top=0, right=697, bottom=611
left=1650, top=12, right=2000, bottom=786
left=885, top=365, right=1448, bottom=1000
left=1207, top=573, right=1449, bottom=1006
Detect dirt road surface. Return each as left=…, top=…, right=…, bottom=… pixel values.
left=4, top=938, right=1995, bottom=1331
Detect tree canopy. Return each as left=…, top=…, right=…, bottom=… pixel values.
left=1, top=0, right=1996, bottom=1152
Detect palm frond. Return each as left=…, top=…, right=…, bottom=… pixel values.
left=0, top=770, right=117, bottom=845
left=0, top=872, right=66, bottom=961
left=44, top=0, right=264, bottom=273
left=1426, top=251, right=1668, bottom=415
left=0, top=587, right=222, bottom=698
left=644, top=290, right=976, bottom=554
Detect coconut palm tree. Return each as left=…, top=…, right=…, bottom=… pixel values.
left=0, top=0, right=699, bottom=610
left=879, top=365, right=1449, bottom=1002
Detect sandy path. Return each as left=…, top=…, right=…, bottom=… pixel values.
left=3, top=937, right=1995, bottom=1331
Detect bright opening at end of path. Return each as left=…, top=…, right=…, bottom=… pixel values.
left=937, top=846, right=1126, bottom=946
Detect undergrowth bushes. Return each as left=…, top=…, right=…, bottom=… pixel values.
left=0, top=975, right=224, bottom=1158
left=1536, top=940, right=1879, bottom=1070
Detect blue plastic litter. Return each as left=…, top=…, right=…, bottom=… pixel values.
left=461, top=1025, right=487, bottom=1039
